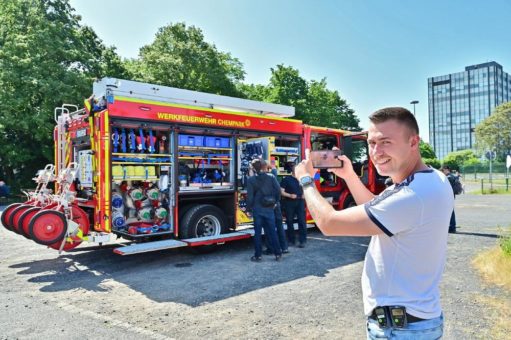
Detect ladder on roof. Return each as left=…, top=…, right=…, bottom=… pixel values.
left=92, top=77, right=295, bottom=118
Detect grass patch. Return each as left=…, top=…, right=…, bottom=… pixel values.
left=500, top=234, right=511, bottom=256
left=472, top=233, right=511, bottom=339
left=472, top=231, right=511, bottom=290
left=470, top=189, right=511, bottom=195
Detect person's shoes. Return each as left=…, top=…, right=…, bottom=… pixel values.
left=250, top=256, right=262, bottom=262
left=448, top=228, right=456, bottom=234
left=297, top=243, right=305, bottom=248
left=263, top=249, right=273, bottom=255
left=282, top=249, right=290, bottom=254
left=275, top=254, right=282, bottom=261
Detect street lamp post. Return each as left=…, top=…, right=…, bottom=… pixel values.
left=410, top=100, right=419, bottom=116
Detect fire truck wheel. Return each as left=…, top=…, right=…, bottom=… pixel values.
left=1, top=203, right=22, bottom=231
left=9, top=204, right=32, bottom=234
left=342, top=195, right=356, bottom=210
left=29, top=210, right=68, bottom=246
left=19, top=207, right=42, bottom=239
left=180, top=204, right=227, bottom=239
left=47, top=205, right=90, bottom=251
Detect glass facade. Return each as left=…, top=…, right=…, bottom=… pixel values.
left=428, top=61, right=511, bottom=159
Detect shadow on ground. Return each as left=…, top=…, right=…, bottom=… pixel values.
left=453, top=231, right=500, bottom=238
left=8, top=230, right=369, bottom=306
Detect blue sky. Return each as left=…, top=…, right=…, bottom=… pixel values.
left=70, top=0, right=511, bottom=142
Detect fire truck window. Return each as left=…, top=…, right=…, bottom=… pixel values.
left=351, top=139, right=369, bottom=184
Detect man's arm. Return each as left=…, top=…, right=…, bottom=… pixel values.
left=328, top=154, right=375, bottom=205
left=295, top=149, right=383, bottom=236
left=301, top=184, right=383, bottom=236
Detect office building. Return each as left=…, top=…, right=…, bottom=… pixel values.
left=428, top=61, right=511, bottom=159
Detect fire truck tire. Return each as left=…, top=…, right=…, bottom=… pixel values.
left=18, top=207, right=42, bottom=239
left=9, top=204, right=32, bottom=234
left=179, top=204, right=227, bottom=239
left=342, top=195, right=356, bottom=209
left=1, top=203, right=22, bottom=231
left=29, top=210, right=68, bottom=246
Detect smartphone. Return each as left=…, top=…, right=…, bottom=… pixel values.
left=310, top=150, right=343, bottom=168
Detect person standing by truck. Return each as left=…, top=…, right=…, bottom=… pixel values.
left=246, top=159, right=282, bottom=262
left=441, top=165, right=460, bottom=233
left=295, top=107, right=453, bottom=339
left=280, top=164, right=307, bottom=248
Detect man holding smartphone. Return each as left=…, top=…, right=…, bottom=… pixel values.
left=295, top=107, right=453, bottom=339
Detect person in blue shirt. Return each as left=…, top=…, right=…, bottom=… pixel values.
left=0, top=181, right=10, bottom=198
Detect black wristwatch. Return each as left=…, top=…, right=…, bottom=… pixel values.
left=299, top=175, right=314, bottom=188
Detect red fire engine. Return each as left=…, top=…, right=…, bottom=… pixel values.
left=1, top=78, right=385, bottom=255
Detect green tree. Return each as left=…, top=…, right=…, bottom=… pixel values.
left=266, top=64, right=308, bottom=118
left=242, top=64, right=360, bottom=130
left=132, top=23, right=245, bottom=96
left=475, top=101, right=511, bottom=162
left=305, top=79, right=360, bottom=130
left=442, top=150, right=480, bottom=171
left=0, top=0, right=128, bottom=191
left=419, top=141, right=436, bottom=159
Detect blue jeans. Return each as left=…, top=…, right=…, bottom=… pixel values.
left=265, top=203, right=288, bottom=252
left=283, top=199, right=307, bottom=245
left=366, top=314, right=443, bottom=339
left=253, top=209, right=281, bottom=257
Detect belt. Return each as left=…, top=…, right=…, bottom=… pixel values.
left=369, top=308, right=426, bottom=324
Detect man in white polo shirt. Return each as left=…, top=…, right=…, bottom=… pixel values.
left=295, top=107, right=453, bottom=339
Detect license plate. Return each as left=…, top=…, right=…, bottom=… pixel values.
left=76, top=128, right=87, bottom=138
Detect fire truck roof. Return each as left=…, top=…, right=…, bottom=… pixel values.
left=93, top=78, right=295, bottom=118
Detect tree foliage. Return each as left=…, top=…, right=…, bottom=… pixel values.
left=129, top=23, right=245, bottom=96
left=419, top=141, right=436, bottom=159
left=442, top=149, right=480, bottom=171
left=475, top=102, right=511, bottom=162
left=0, top=0, right=128, bottom=190
left=240, top=65, right=360, bottom=131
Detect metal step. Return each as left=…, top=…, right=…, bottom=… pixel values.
left=113, top=239, right=187, bottom=255
left=113, top=231, right=253, bottom=255
left=182, top=231, right=252, bottom=246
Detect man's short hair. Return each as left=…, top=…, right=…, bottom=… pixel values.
left=440, top=165, right=450, bottom=171
left=369, top=107, right=419, bottom=135
left=251, top=158, right=266, bottom=173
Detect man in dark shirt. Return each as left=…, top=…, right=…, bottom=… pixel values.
left=246, top=159, right=282, bottom=261
left=440, top=166, right=457, bottom=233
left=280, top=164, right=307, bottom=247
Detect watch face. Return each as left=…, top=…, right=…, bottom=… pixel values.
left=300, top=176, right=313, bottom=186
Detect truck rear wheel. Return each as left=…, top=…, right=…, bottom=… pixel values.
left=179, top=204, right=226, bottom=239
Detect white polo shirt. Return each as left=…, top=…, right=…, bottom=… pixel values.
left=362, top=169, right=454, bottom=319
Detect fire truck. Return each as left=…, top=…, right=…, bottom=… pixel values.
left=1, top=78, right=384, bottom=255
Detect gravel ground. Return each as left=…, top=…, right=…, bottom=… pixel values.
left=1, top=192, right=510, bottom=340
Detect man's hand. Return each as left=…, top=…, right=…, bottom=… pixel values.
left=327, top=147, right=357, bottom=181
left=295, top=149, right=316, bottom=180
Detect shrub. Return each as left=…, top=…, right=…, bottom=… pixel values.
left=501, top=236, right=511, bottom=257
